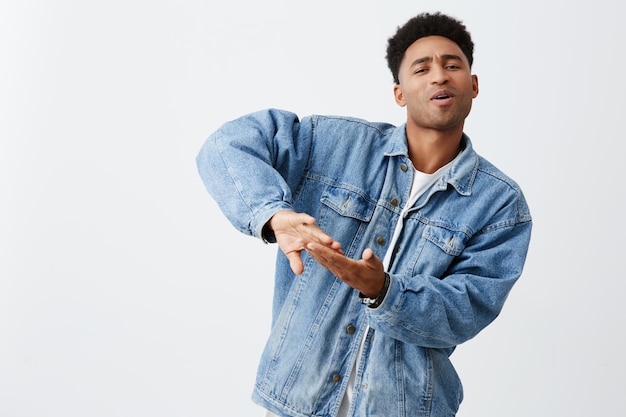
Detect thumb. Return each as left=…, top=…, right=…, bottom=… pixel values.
left=286, top=251, right=305, bottom=275
left=361, top=248, right=379, bottom=266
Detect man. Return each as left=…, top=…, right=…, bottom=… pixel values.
left=197, top=11, right=532, bottom=417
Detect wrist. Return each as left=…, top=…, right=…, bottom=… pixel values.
left=359, top=272, right=390, bottom=309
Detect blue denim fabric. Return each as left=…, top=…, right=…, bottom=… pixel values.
left=196, top=109, right=532, bottom=417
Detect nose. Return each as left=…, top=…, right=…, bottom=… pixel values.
left=430, top=65, right=449, bottom=85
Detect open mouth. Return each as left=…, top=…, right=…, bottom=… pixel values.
left=431, top=90, right=454, bottom=100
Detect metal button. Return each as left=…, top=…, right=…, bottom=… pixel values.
left=347, top=325, right=356, bottom=334
left=333, top=374, right=341, bottom=382
left=390, top=198, right=399, bottom=206
left=376, top=236, right=385, bottom=245
left=400, top=164, right=408, bottom=172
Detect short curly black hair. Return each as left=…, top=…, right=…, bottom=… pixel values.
left=386, top=12, right=474, bottom=84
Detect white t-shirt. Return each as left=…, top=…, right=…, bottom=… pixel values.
left=265, top=160, right=455, bottom=417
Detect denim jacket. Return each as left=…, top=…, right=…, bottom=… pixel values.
left=196, top=109, right=532, bottom=417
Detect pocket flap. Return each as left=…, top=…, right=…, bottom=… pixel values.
left=422, top=225, right=467, bottom=256
left=320, top=186, right=375, bottom=222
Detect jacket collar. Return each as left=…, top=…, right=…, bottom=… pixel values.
left=386, top=124, right=479, bottom=196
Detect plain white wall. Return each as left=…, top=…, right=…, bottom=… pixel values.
left=1, top=0, right=624, bottom=416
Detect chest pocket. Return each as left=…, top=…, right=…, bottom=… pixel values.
left=320, top=185, right=375, bottom=222
left=422, top=224, right=468, bottom=257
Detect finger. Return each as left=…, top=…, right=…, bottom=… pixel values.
left=300, top=224, right=334, bottom=245
left=361, top=248, right=383, bottom=272
left=288, top=256, right=304, bottom=275
left=362, top=247, right=375, bottom=261
left=330, top=240, right=343, bottom=252
left=307, top=242, right=347, bottom=270
left=285, top=250, right=305, bottom=275
left=302, top=225, right=342, bottom=249
left=305, top=242, right=328, bottom=262
left=294, top=213, right=317, bottom=227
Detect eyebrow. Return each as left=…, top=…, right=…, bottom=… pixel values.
left=409, top=54, right=465, bottom=67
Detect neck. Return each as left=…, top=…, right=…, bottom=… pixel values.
left=406, top=124, right=464, bottom=174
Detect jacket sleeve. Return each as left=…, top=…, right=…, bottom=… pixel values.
left=366, top=203, right=532, bottom=349
left=196, top=109, right=313, bottom=239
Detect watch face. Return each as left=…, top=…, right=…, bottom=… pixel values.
left=360, top=297, right=376, bottom=306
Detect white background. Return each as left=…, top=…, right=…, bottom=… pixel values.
left=1, top=1, right=624, bottom=416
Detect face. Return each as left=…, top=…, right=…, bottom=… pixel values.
left=394, top=36, right=478, bottom=134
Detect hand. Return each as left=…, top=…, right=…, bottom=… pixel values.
left=269, top=210, right=342, bottom=275
left=306, top=243, right=385, bottom=298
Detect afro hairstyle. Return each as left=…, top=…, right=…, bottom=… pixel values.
left=386, top=12, right=474, bottom=84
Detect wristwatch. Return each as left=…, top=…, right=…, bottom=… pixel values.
left=359, top=273, right=390, bottom=308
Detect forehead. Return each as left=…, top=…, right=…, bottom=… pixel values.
left=401, top=35, right=468, bottom=66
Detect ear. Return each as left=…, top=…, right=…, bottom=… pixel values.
left=393, top=84, right=406, bottom=107
left=471, top=74, right=479, bottom=98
